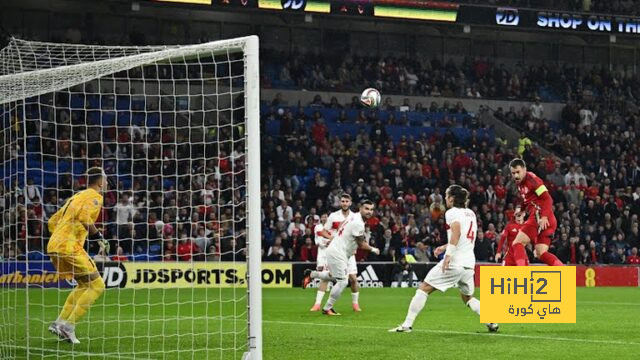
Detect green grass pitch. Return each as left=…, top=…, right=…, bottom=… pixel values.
left=3, top=287, right=639, bottom=359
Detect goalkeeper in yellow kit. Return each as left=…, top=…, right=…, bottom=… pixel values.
left=47, top=167, right=108, bottom=344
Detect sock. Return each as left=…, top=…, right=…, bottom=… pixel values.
left=323, top=279, right=348, bottom=311
left=511, top=243, right=528, bottom=266
left=466, top=297, right=481, bottom=316
left=67, top=277, right=105, bottom=324
left=539, top=251, right=564, bottom=266
left=58, top=284, right=89, bottom=323
left=315, top=290, right=326, bottom=305
left=351, top=292, right=359, bottom=305
left=311, top=270, right=332, bottom=281
left=401, top=289, right=428, bottom=328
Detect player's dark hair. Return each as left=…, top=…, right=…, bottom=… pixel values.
left=87, top=167, right=105, bottom=186
left=446, top=185, right=469, bottom=208
left=360, top=199, right=374, bottom=207
left=340, top=193, right=352, bottom=200
left=509, top=158, right=527, bottom=169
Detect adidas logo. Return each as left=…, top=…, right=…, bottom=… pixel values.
left=356, top=265, right=384, bottom=288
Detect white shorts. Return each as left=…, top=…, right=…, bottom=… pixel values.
left=316, top=249, right=328, bottom=270
left=326, top=251, right=349, bottom=280
left=424, top=261, right=475, bottom=296
left=348, top=255, right=357, bottom=275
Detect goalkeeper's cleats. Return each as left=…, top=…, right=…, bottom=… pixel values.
left=58, top=323, right=81, bottom=344
left=48, top=322, right=65, bottom=340
left=310, top=304, right=322, bottom=312
left=352, top=303, right=361, bottom=312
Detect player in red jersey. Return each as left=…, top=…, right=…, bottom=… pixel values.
left=509, top=159, right=563, bottom=266
left=495, top=210, right=527, bottom=266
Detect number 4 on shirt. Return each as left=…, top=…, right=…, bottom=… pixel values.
left=467, top=222, right=475, bottom=242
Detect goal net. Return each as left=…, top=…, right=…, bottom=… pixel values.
left=0, top=36, right=262, bottom=360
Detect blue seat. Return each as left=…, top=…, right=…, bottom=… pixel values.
left=102, top=112, right=116, bottom=126
left=117, top=112, right=131, bottom=126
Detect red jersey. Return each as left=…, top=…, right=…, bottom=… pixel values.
left=517, top=171, right=553, bottom=218
left=497, top=222, right=522, bottom=256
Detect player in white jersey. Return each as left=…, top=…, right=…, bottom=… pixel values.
left=303, top=200, right=380, bottom=315
left=310, top=194, right=363, bottom=312
left=310, top=213, right=331, bottom=311
left=389, top=185, right=499, bottom=333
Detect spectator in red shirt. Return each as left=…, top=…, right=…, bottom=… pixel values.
left=299, top=237, right=317, bottom=262
left=626, top=247, right=640, bottom=264
left=311, top=116, right=328, bottom=146
left=177, top=236, right=199, bottom=262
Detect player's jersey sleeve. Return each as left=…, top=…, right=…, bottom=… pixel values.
left=351, top=221, right=365, bottom=239
left=48, top=206, right=62, bottom=234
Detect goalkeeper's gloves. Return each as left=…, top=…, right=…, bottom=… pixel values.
left=97, top=231, right=110, bottom=254
left=370, top=247, right=380, bottom=256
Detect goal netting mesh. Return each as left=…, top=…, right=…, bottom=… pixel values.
left=0, top=36, right=262, bottom=360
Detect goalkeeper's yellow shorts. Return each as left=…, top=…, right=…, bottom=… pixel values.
left=50, top=250, right=98, bottom=280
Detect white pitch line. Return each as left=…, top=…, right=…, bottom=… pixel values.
left=577, top=300, right=640, bottom=306
left=7, top=344, right=157, bottom=360
left=264, top=320, right=640, bottom=346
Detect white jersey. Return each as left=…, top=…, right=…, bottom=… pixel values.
left=326, top=212, right=366, bottom=259
left=445, top=207, right=477, bottom=268
left=324, top=210, right=351, bottom=236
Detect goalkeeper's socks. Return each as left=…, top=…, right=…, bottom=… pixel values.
left=539, top=251, right=564, bottom=266
left=59, top=285, right=89, bottom=323
left=67, top=277, right=105, bottom=324
left=402, top=289, right=428, bottom=328
left=511, top=243, right=528, bottom=266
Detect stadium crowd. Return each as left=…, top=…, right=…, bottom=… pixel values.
left=262, top=50, right=640, bottom=105
left=3, top=89, right=640, bottom=267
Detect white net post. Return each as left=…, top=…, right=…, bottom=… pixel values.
left=244, top=35, right=262, bottom=360
left=0, top=99, right=21, bottom=359
left=0, top=35, right=261, bottom=360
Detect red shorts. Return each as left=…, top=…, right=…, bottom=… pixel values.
left=520, top=212, right=557, bottom=247
left=502, top=253, right=529, bottom=266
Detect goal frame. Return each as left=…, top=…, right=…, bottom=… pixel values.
left=0, top=35, right=262, bottom=360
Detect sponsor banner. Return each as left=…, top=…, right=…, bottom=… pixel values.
left=480, top=266, right=576, bottom=323
left=107, top=262, right=292, bottom=289
left=3, top=261, right=638, bottom=288
left=575, top=265, right=639, bottom=287
left=459, top=5, right=640, bottom=36
left=0, top=261, right=74, bottom=288
left=1, top=261, right=291, bottom=289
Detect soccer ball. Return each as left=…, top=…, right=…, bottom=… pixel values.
left=360, top=88, right=381, bottom=108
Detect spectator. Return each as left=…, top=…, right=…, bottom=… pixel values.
left=111, top=246, right=129, bottom=262
left=392, top=256, right=414, bottom=287
left=299, top=237, right=317, bottom=262
left=177, top=235, right=199, bottom=262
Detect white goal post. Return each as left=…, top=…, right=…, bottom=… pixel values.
left=0, top=35, right=261, bottom=359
